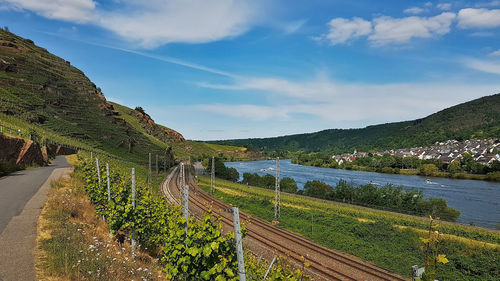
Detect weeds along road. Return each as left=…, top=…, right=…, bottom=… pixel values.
left=162, top=164, right=409, bottom=281
left=0, top=156, right=71, bottom=281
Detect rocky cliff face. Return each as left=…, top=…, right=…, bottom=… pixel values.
left=135, top=111, right=185, bottom=142
left=0, top=134, right=77, bottom=169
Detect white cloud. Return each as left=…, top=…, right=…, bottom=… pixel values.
left=1, top=0, right=266, bottom=48
left=404, top=7, right=425, bottom=14
left=318, top=12, right=456, bottom=46
left=98, top=0, right=263, bottom=48
left=197, top=76, right=500, bottom=122
left=279, top=19, right=307, bottom=35
left=437, top=3, right=452, bottom=10
left=0, top=0, right=96, bottom=22
left=200, top=75, right=338, bottom=102
left=490, top=49, right=500, bottom=56
left=369, top=12, right=456, bottom=45
left=196, top=104, right=290, bottom=121
left=466, top=59, right=500, bottom=75
left=318, top=17, right=372, bottom=45
left=458, top=8, right=500, bottom=28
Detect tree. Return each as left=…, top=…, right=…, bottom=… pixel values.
left=205, top=157, right=240, bottom=182
left=418, top=198, right=460, bottom=221
left=134, top=106, right=146, bottom=115
left=225, top=167, right=240, bottom=182
left=490, top=160, right=500, bottom=172
left=280, top=177, right=298, bottom=193
left=419, top=164, right=439, bottom=176
left=304, top=180, right=333, bottom=199
left=447, top=160, right=462, bottom=174
left=261, top=174, right=276, bottom=189
left=461, top=153, right=474, bottom=172
left=242, top=172, right=261, bottom=186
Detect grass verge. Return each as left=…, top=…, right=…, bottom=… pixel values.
left=198, top=176, right=500, bottom=280
left=35, top=175, right=164, bottom=281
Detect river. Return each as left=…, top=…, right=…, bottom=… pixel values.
left=225, top=159, right=500, bottom=229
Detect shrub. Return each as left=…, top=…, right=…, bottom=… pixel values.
left=303, top=180, right=334, bottom=198
left=486, top=171, right=500, bottom=181
left=419, top=164, right=439, bottom=176
left=134, top=106, right=145, bottom=115
left=280, top=177, right=298, bottom=193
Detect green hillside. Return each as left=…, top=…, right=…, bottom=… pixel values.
left=0, top=29, right=244, bottom=162
left=211, top=93, right=500, bottom=154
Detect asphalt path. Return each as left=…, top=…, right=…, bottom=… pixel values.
left=0, top=156, right=70, bottom=234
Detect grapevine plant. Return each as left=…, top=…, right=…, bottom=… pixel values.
left=76, top=156, right=308, bottom=280
left=418, top=216, right=449, bottom=281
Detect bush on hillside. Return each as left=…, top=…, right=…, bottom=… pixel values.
left=134, top=106, right=146, bottom=115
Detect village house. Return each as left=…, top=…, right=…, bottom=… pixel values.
left=330, top=138, right=499, bottom=166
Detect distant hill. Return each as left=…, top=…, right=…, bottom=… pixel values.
left=0, top=29, right=247, bottom=161
left=210, top=93, right=500, bottom=154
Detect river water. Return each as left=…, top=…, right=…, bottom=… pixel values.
left=225, top=159, right=500, bottom=229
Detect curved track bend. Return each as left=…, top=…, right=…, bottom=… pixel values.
left=162, top=164, right=409, bottom=281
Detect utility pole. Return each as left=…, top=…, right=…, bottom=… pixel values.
left=211, top=156, right=215, bottom=194
left=156, top=154, right=158, bottom=176
left=311, top=213, right=314, bottom=235
left=180, top=163, right=185, bottom=199
left=164, top=157, right=167, bottom=173
left=181, top=163, right=185, bottom=187
left=274, top=157, right=280, bottom=221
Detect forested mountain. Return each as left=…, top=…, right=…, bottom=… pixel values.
left=210, top=93, right=500, bottom=154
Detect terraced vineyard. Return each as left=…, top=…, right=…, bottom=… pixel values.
left=197, top=176, right=500, bottom=280
left=0, top=29, right=254, bottom=164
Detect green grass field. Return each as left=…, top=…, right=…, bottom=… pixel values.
left=197, top=176, right=500, bottom=280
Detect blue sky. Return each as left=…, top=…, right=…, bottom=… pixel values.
left=1, top=0, right=500, bottom=140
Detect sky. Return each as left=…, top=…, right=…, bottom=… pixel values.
left=1, top=0, right=500, bottom=140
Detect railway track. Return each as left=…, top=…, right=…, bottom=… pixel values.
left=162, top=164, right=409, bottom=281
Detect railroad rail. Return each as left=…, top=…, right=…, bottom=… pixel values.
left=162, top=164, right=409, bottom=281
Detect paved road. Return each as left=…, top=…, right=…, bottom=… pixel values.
left=0, top=156, right=70, bottom=234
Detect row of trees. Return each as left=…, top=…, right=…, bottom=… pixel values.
left=202, top=157, right=239, bottom=182
left=241, top=172, right=298, bottom=193
left=202, top=157, right=460, bottom=221
left=293, top=152, right=500, bottom=179
left=302, top=180, right=460, bottom=221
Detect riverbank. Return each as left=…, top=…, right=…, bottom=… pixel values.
left=291, top=159, right=500, bottom=182
left=225, top=159, right=500, bottom=228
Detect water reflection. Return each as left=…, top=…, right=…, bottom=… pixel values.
left=226, top=159, right=500, bottom=229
